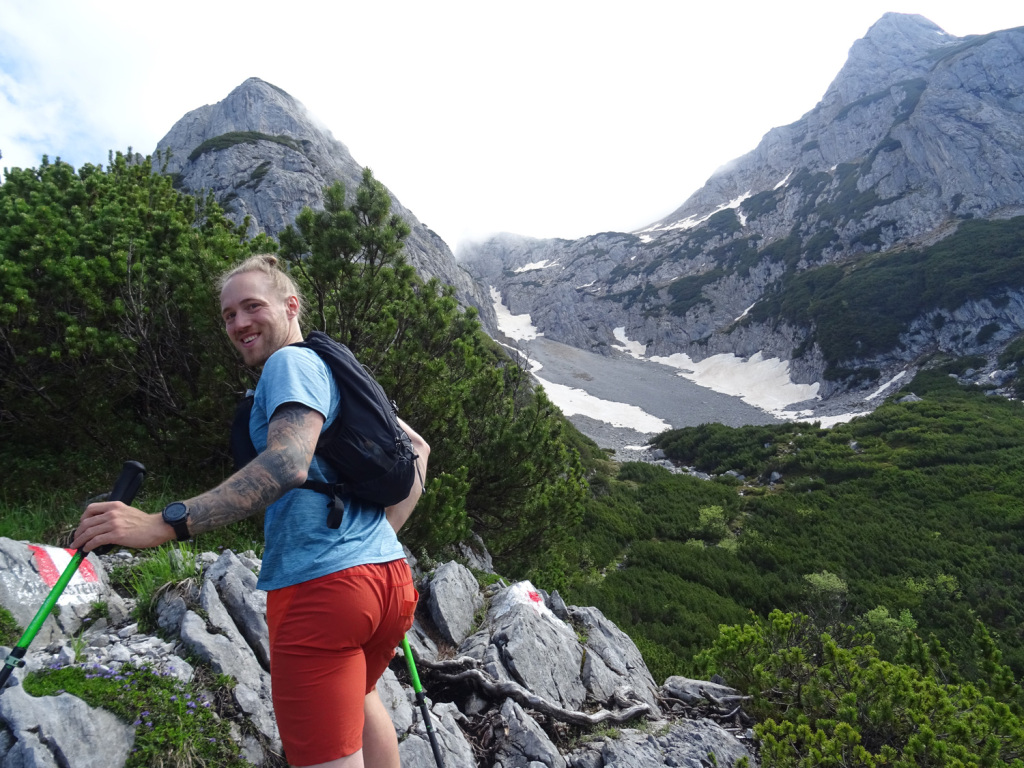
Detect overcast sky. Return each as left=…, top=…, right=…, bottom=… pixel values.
left=2, top=1, right=1022, bottom=253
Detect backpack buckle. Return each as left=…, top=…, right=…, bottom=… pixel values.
left=327, top=491, right=345, bottom=529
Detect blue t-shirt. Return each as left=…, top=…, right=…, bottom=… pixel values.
left=250, top=345, right=406, bottom=591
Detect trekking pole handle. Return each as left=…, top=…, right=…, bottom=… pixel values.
left=0, top=461, right=146, bottom=689
left=88, top=460, right=146, bottom=556
left=107, top=460, right=147, bottom=506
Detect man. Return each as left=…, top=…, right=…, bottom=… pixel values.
left=74, top=254, right=429, bottom=768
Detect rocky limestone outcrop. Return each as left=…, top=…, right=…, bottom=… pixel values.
left=154, top=77, right=497, bottom=334
left=460, top=15, right=1024, bottom=409
left=0, top=541, right=756, bottom=767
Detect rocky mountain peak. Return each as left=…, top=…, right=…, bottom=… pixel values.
left=158, top=77, right=343, bottom=178
left=822, top=13, right=950, bottom=108
left=154, top=79, right=497, bottom=331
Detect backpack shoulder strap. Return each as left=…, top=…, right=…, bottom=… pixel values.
left=287, top=332, right=354, bottom=528
left=229, top=392, right=258, bottom=471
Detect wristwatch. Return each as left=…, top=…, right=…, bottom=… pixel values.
left=161, top=502, right=191, bottom=541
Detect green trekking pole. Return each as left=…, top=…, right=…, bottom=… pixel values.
left=0, top=461, right=146, bottom=690
left=402, top=635, right=445, bottom=768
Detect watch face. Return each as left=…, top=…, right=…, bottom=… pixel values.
left=163, top=502, right=188, bottom=523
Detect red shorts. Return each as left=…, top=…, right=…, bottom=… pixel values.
left=267, top=559, right=418, bottom=766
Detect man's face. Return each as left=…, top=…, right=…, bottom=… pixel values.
left=220, top=271, right=299, bottom=367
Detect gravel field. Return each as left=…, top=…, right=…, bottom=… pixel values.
left=521, top=337, right=784, bottom=455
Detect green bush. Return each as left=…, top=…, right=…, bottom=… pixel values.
left=696, top=610, right=1024, bottom=767
left=0, top=606, right=22, bottom=646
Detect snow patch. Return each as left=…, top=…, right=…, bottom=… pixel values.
left=612, top=327, right=647, bottom=357
left=810, top=411, right=872, bottom=427
left=490, top=287, right=542, bottom=341
left=636, top=191, right=752, bottom=236
left=514, top=344, right=669, bottom=433
left=734, top=303, right=756, bottom=322
left=611, top=328, right=820, bottom=417
left=866, top=371, right=906, bottom=401
left=514, top=259, right=559, bottom=273
left=534, top=373, right=671, bottom=433
left=650, top=350, right=820, bottom=416
left=774, top=171, right=792, bottom=189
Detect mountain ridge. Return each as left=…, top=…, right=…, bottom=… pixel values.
left=460, top=13, right=1024, bottom=419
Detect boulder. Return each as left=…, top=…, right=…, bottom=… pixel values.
left=400, top=701, right=476, bottom=768
left=0, top=538, right=127, bottom=646
left=205, top=550, right=269, bottom=669
left=490, top=582, right=588, bottom=709
left=427, top=561, right=483, bottom=646
left=0, top=685, right=134, bottom=768
left=493, top=698, right=566, bottom=768
left=570, top=606, right=660, bottom=711
left=567, top=719, right=750, bottom=768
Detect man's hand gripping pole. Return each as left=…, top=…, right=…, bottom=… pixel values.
left=0, top=461, right=145, bottom=690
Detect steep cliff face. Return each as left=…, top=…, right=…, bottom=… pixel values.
left=461, top=14, right=1024, bottom=402
left=154, top=78, right=496, bottom=331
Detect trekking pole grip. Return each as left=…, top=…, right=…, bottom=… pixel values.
left=1, top=461, right=146, bottom=690
left=89, top=460, right=146, bottom=556
left=108, top=460, right=147, bottom=505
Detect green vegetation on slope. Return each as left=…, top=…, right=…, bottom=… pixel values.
left=696, top=610, right=1024, bottom=766
left=563, top=366, right=1024, bottom=688
left=751, top=216, right=1024, bottom=377
left=0, top=153, right=265, bottom=492
left=187, top=131, right=302, bottom=161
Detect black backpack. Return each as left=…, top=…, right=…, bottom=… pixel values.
left=230, top=331, right=419, bottom=528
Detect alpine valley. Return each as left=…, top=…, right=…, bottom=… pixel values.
left=457, top=13, right=1024, bottom=426
left=156, top=13, right=1024, bottom=439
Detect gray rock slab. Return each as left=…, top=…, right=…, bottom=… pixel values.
left=183, top=586, right=279, bottom=750
left=179, top=609, right=263, bottom=693
left=570, top=606, right=660, bottom=711
left=661, top=676, right=741, bottom=706
left=456, top=534, right=495, bottom=574
left=427, top=562, right=483, bottom=646
left=575, top=720, right=753, bottom=768
left=491, top=603, right=586, bottom=711
left=493, top=698, right=566, bottom=768
left=378, top=667, right=414, bottom=736
left=205, top=550, right=269, bottom=669
left=406, top=616, right=439, bottom=665
left=399, top=701, right=476, bottom=768
left=0, top=538, right=125, bottom=645
left=0, top=686, right=134, bottom=768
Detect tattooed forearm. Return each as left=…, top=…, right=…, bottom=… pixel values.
left=186, top=403, right=324, bottom=536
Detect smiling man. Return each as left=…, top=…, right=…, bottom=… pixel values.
left=74, top=253, right=429, bottom=768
